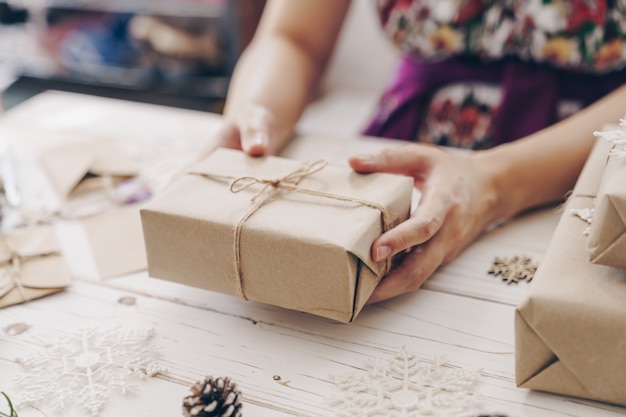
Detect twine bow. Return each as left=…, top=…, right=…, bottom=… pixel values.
left=0, top=252, right=44, bottom=303
left=193, top=160, right=392, bottom=300
left=0, top=241, right=59, bottom=304
left=0, top=253, right=29, bottom=302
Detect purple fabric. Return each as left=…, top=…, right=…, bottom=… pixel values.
left=363, top=55, right=626, bottom=146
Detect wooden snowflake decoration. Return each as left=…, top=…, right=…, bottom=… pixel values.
left=488, top=256, right=537, bottom=284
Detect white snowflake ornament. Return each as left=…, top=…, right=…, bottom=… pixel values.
left=329, top=347, right=483, bottom=417
left=14, top=326, right=165, bottom=416
left=570, top=206, right=594, bottom=235
left=594, top=119, right=626, bottom=158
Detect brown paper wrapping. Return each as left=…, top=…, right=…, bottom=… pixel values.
left=40, top=140, right=138, bottom=199
left=0, top=225, right=71, bottom=308
left=515, top=138, right=626, bottom=406
left=82, top=206, right=148, bottom=279
left=140, top=149, right=413, bottom=323
left=586, top=145, right=626, bottom=267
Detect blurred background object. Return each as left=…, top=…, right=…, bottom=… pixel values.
left=0, top=0, right=266, bottom=112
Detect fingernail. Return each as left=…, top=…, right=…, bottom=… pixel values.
left=354, top=153, right=379, bottom=165
left=375, top=245, right=391, bottom=262
left=243, top=132, right=268, bottom=152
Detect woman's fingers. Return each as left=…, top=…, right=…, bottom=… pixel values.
left=199, top=106, right=277, bottom=160
left=372, top=210, right=445, bottom=262
left=195, top=122, right=241, bottom=163
left=373, top=168, right=467, bottom=261
left=350, top=143, right=495, bottom=304
left=241, top=106, right=275, bottom=156
left=367, top=237, right=445, bottom=304
left=349, top=145, right=436, bottom=176
left=215, top=123, right=243, bottom=150
left=370, top=156, right=456, bottom=261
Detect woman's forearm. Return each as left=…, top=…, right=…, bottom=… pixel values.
left=478, top=83, right=626, bottom=224
left=222, top=0, right=351, bottom=154
left=224, top=36, right=324, bottom=153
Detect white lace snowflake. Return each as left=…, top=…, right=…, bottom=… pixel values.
left=570, top=207, right=594, bottom=235
left=329, top=347, right=483, bottom=417
left=594, top=119, right=626, bottom=158
left=14, top=327, right=165, bottom=417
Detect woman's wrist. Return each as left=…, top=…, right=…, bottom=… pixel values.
left=471, top=131, right=590, bottom=228
left=470, top=145, right=527, bottom=228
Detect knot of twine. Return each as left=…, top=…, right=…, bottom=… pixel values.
left=0, top=253, right=37, bottom=303
left=0, top=251, right=30, bottom=302
left=193, top=160, right=392, bottom=300
left=58, top=174, right=125, bottom=221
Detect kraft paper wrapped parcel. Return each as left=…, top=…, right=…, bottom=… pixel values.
left=141, top=148, right=413, bottom=323
left=515, top=138, right=626, bottom=406
left=586, top=137, right=626, bottom=268
left=0, top=225, right=70, bottom=309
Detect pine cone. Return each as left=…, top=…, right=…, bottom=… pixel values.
left=182, top=376, right=243, bottom=417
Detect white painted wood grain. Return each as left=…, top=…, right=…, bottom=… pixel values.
left=2, top=280, right=625, bottom=417
left=0, top=92, right=624, bottom=417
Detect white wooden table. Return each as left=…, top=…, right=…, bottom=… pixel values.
left=0, top=91, right=624, bottom=417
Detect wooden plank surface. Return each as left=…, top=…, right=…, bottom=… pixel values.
left=0, top=91, right=624, bottom=417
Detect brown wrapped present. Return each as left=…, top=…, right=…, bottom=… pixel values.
left=586, top=140, right=626, bottom=268
left=515, top=138, right=626, bottom=406
left=0, top=225, right=71, bottom=308
left=40, top=140, right=139, bottom=199
left=140, top=148, right=413, bottom=323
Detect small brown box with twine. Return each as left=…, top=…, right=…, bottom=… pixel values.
left=0, top=225, right=70, bottom=308
left=140, top=148, right=413, bottom=323
left=515, top=138, right=626, bottom=406
left=586, top=140, right=626, bottom=268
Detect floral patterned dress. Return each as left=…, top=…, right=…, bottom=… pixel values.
left=363, top=0, right=626, bottom=149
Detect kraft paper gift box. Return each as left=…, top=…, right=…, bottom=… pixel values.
left=140, top=148, right=413, bottom=323
left=40, top=140, right=139, bottom=199
left=39, top=140, right=149, bottom=279
left=0, top=225, right=71, bottom=308
left=586, top=141, right=626, bottom=268
left=515, top=138, right=626, bottom=406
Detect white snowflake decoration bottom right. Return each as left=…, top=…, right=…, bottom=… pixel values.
left=329, top=347, right=483, bottom=417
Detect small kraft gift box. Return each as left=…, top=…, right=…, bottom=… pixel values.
left=0, top=225, right=70, bottom=308
left=586, top=127, right=626, bottom=268
left=140, top=148, right=413, bottom=323
left=515, top=137, right=626, bottom=406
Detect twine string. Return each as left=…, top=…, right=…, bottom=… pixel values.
left=193, top=160, right=392, bottom=300
left=0, top=252, right=39, bottom=303
left=0, top=236, right=60, bottom=303
left=10, top=254, right=29, bottom=302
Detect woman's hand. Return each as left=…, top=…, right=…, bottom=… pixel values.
left=201, top=105, right=277, bottom=159
left=349, top=144, right=501, bottom=304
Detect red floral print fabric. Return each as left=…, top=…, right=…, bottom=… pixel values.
left=373, top=0, right=626, bottom=148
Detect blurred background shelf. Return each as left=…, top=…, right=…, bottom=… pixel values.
left=3, top=0, right=226, bottom=17
left=0, top=0, right=265, bottom=111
